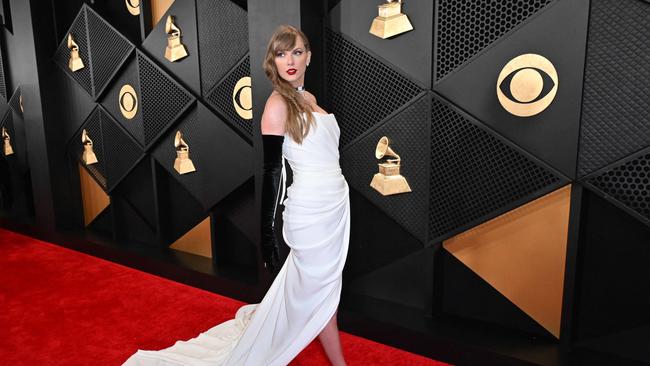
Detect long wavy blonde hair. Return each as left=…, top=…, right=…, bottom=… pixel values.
left=263, top=25, right=316, bottom=144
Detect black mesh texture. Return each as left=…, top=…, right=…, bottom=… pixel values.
left=85, top=7, right=134, bottom=98
left=429, top=97, right=564, bottom=241
left=98, top=108, right=143, bottom=190
left=341, top=94, right=430, bottom=243
left=434, top=0, right=554, bottom=82
left=72, top=108, right=107, bottom=190
left=196, top=0, right=249, bottom=94
left=577, top=0, right=650, bottom=177
left=53, top=7, right=94, bottom=97
left=136, top=52, right=194, bottom=146
left=205, top=56, right=252, bottom=136
left=325, top=28, right=422, bottom=147
left=0, top=41, right=6, bottom=101
left=587, top=151, right=650, bottom=223
left=8, top=87, right=21, bottom=116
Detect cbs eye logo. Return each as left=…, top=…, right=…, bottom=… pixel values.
left=496, top=54, right=558, bottom=117
left=233, top=76, right=253, bottom=120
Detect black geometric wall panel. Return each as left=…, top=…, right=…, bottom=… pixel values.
left=141, top=0, right=201, bottom=95
left=0, top=111, right=27, bottom=174
left=584, top=147, right=650, bottom=227
left=442, top=249, right=554, bottom=338
left=204, top=55, right=252, bottom=138
left=341, top=93, right=430, bottom=244
left=433, top=0, right=588, bottom=178
left=53, top=4, right=134, bottom=100
left=429, top=96, right=567, bottom=243
left=0, top=37, right=7, bottom=102
left=577, top=0, right=650, bottom=177
left=8, top=86, right=22, bottom=117
left=52, top=67, right=96, bottom=143
left=196, top=0, right=248, bottom=96
left=70, top=107, right=108, bottom=190
left=328, top=0, right=432, bottom=88
left=325, top=28, right=422, bottom=148
left=434, top=0, right=555, bottom=82
left=111, top=157, right=157, bottom=230
left=151, top=101, right=253, bottom=211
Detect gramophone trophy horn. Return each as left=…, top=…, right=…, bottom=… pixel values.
left=173, top=131, right=196, bottom=174
left=81, top=129, right=98, bottom=165
left=2, top=127, right=14, bottom=156
left=369, top=0, right=414, bottom=39
left=370, top=136, right=411, bottom=195
left=165, top=15, right=189, bottom=62
left=67, top=33, right=85, bottom=72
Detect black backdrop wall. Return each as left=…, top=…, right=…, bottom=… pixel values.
left=1, top=0, right=649, bottom=365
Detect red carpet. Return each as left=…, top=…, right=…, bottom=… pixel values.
left=0, top=228, right=450, bottom=366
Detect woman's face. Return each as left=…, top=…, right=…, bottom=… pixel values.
left=274, top=35, right=311, bottom=88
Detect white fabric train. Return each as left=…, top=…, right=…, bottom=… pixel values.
left=122, top=111, right=350, bottom=366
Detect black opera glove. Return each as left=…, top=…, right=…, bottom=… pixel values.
left=261, top=134, right=285, bottom=273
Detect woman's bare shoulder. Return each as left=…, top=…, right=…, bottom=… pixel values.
left=261, top=93, right=287, bottom=135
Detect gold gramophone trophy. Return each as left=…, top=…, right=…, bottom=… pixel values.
left=67, top=33, right=85, bottom=72
left=369, top=0, right=414, bottom=39
left=81, top=129, right=98, bottom=165
left=174, top=131, right=196, bottom=174
left=2, top=127, right=13, bottom=156
left=370, top=136, right=411, bottom=196
left=165, top=15, right=188, bottom=62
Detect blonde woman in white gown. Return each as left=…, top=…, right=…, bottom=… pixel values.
left=122, top=24, right=350, bottom=366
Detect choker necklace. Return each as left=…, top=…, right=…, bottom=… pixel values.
left=295, top=85, right=305, bottom=93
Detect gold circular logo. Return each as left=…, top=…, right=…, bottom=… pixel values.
left=125, top=0, right=140, bottom=16
left=233, top=77, right=253, bottom=120
left=496, top=54, right=558, bottom=117
left=119, top=84, right=138, bottom=120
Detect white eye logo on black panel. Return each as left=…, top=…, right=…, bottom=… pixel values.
left=496, top=54, right=558, bottom=117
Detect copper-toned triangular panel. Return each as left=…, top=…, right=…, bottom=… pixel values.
left=79, top=163, right=110, bottom=226
left=170, top=216, right=212, bottom=258
left=152, top=0, right=176, bottom=28
left=443, top=184, right=571, bottom=337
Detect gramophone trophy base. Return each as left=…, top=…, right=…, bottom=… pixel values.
left=82, top=150, right=97, bottom=165
left=165, top=38, right=188, bottom=62
left=3, top=144, right=14, bottom=156
left=174, top=157, right=196, bottom=175
left=69, top=51, right=85, bottom=72
left=370, top=172, right=411, bottom=196
left=370, top=13, right=413, bottom=39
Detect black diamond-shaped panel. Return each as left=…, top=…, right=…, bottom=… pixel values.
left=435, top=0, right=555, bottom=82
left=98, top=107, right=144, bottom=191
left=69, top=107, right=108, bottom=190
left=151, top=102, right=253, bottom=211
left=325, top=28, right=421, bottom=148
left=577, top=0, right=650, bottom=177
left=341, top=93, right=430, bottom=244
left=136, top=51, right=195, bottom=147
left=429, top=96, right=566, bottom=242
left=196, top=0, right=248, bottom=95
left=586, top=149, right=650, bottom=226
left=0, top=37, right=7, bottom=101
left=53, top=7, right=93, bottom=97
left=8, top=86, right=22, bottom=117
left=205, top=55, right=252, bottom=137
left=85, top=7, right=134, bottom=98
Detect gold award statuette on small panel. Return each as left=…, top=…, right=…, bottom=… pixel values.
left=2, top=127, right=13, bottom=156
left=369, top=0, right=414, bottom=39
left=81, top=129, right=98, bottom=165
left=165, top=15, right=189, bottom=62
left=496, top=53, right=558, bottom=117
left=67, top=33, right=85, bottom=72
left=233, top=76, right=253, bottom=120
left=370, top=136, right=411, bottom=196
left=174, top=131, right=196, bottom=175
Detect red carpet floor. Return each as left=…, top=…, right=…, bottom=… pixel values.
left=0, top=228, right=450, bottom=366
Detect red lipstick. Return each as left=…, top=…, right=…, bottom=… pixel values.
left=287, top=68, right=297, bottom=75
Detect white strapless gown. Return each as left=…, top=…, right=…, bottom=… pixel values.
left=122, top=112, right=350, bottom=366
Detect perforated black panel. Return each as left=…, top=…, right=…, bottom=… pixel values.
left=196, top=0, right=248, bottom=95
left=70, top=108, right=107, bottom=190
left=85, top=7, right=134, bottom=98
left=136, top=51, right=194, bottom=147
left=0, top=38, right=7, bottom=102
left=587, top=150, right=650, bottom=225
left=325, top=28, right=421, bottom=147
left=341, top=93, right=430, bottom=243
left=577, top=0, right=650, bottom=177
left=434, top=0, right=555, bottom=82
left=8, top=86, right=21, bottom=117
left=428, top=96, right=565, bottom=242
left=205, top=55, right=252, bottom=137
left=53, top=7, right=93, bottom=97
left=98, top=107, right=143, bottom=191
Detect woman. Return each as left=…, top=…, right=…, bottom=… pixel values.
left=122, top=25, right=350, bottom=366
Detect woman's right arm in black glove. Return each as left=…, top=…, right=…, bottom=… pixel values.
left=260, top=134, right=284, bottom=272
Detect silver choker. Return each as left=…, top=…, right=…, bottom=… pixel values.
left=295, top=85, right=305, bottom=93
